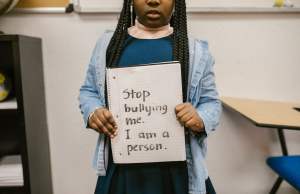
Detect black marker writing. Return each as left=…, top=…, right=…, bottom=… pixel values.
left=138, top=132, right=157, bottom=139
left=127, top=143, right=163, bottom=155
left=125, top=117, right=143, bottom=125
left=125, top=129, right=131, bottom=139
left=124, top=103, right=168, bottom=116
left=123, top=89, right=151, bottom=102
left=162, top=131, right=170, bottom=138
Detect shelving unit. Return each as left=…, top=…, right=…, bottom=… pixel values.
left=0, top=35, right=52, bottom=194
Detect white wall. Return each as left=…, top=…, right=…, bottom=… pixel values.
left=0, top=12, right=300, bottom=194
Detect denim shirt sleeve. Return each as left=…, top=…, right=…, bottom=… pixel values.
left=78, top=36, right=106, bottom=128
left=194, top=40, right=222, bottom=142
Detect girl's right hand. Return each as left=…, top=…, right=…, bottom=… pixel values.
left=88, top=108, right=118, bottom=138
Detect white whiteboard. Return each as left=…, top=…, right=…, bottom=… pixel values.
left=73, top=0, right=300, bottom=13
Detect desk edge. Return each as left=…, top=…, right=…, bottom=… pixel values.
left=221, top=101, right=300, bottom=131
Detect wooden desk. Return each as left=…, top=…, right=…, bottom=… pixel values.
left=221, top=97, right=300, bottom=130
left=221, top=96, right=300, bottom=193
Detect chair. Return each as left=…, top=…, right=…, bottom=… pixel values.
left=266, top=155, right=300, bottom=194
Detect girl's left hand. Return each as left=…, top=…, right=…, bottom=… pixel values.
left=175, top=103, right=205, bottom=133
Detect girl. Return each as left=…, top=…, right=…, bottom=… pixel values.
left=78, top=0, right=222, bottom=194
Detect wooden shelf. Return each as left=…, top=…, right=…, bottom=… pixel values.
left=0, top=99, right=17, bottom=110
left=0, top=186, right=24, bottom=194
left=13, top=7, right=66, bottom=13
left=0, top=155, right=23, bottom=187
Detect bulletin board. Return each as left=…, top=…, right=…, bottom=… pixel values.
left=16, top=0, right=69, bottom=8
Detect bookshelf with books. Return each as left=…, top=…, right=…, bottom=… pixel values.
left=0, top=35, right=52, bottom=194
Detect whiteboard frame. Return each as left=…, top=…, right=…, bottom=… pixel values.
left=74, top=6, right=300, bottom=13
left=73, top=0, right=300, bottom=13
left=10, top=0, right=300, bottom=13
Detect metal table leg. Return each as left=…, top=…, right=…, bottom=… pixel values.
left=269, top=128, right=288, bottom=194
left=277, top=128, right=288, bottom=156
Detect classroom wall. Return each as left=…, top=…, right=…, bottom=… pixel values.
left=0, top=12, right=300, bottom=194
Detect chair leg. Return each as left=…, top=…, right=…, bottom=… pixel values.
left=270, top=177, right=283, bottom=194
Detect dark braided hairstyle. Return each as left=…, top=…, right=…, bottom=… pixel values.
left=106, top=0, right=189, bottom=102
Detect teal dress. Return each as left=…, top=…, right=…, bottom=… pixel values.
left=94, top=34, right=189, bottom=194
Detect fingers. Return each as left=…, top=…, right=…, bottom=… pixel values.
left=181, top=112, right=194, bottom=123
left=103, top=110, right=117, bottom=129
left=175, top=103, right=185, bottom=113
left=175, top=103, right=192, bottom=113
left=89, top=122, right=99, bottom=131
left=185, top=119, right=196, bottom=128
left=90, top=108, right=118, bottom=138
left=177, top=111, right=193, bottom=126
left=102, top=110, right=118, bottom=136
left=175, top=103, right=202, bottom=130
left=176, top=108, right=193, bottom=121
left=185, top=118, right=204, bottom=132
left=98, top=111, right=112, bottom=130
left=92, top=114, right=109, bottom=135
left=175, top=103, right=194, bottom=125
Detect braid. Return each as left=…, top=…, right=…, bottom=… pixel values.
left=105, top=0, right=132, bottom=111
left=131, top=3, right=136, bottom=26
left=106, top=0, right=189, bottom=102
left=106, top=0, right=132, bottom=68
left=172, top=0, right=189, bottom=102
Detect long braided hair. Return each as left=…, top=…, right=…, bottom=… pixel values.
left=106, top=0, right=189, bottom=102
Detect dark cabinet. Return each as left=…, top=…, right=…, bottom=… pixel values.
left=0, top=35, right=52, bottom=194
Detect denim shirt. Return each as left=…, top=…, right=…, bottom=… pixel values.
left=78, top=30, right=222, bottom=194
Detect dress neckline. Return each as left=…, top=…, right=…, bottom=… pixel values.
left=127, top=33, right=173, bottom=40
left=127, top=19, right=174, bottom=40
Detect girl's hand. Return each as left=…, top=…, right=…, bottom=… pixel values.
left=175, top=103, right=205, bottom=133
left=88, top=108, right=118, bottom=138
